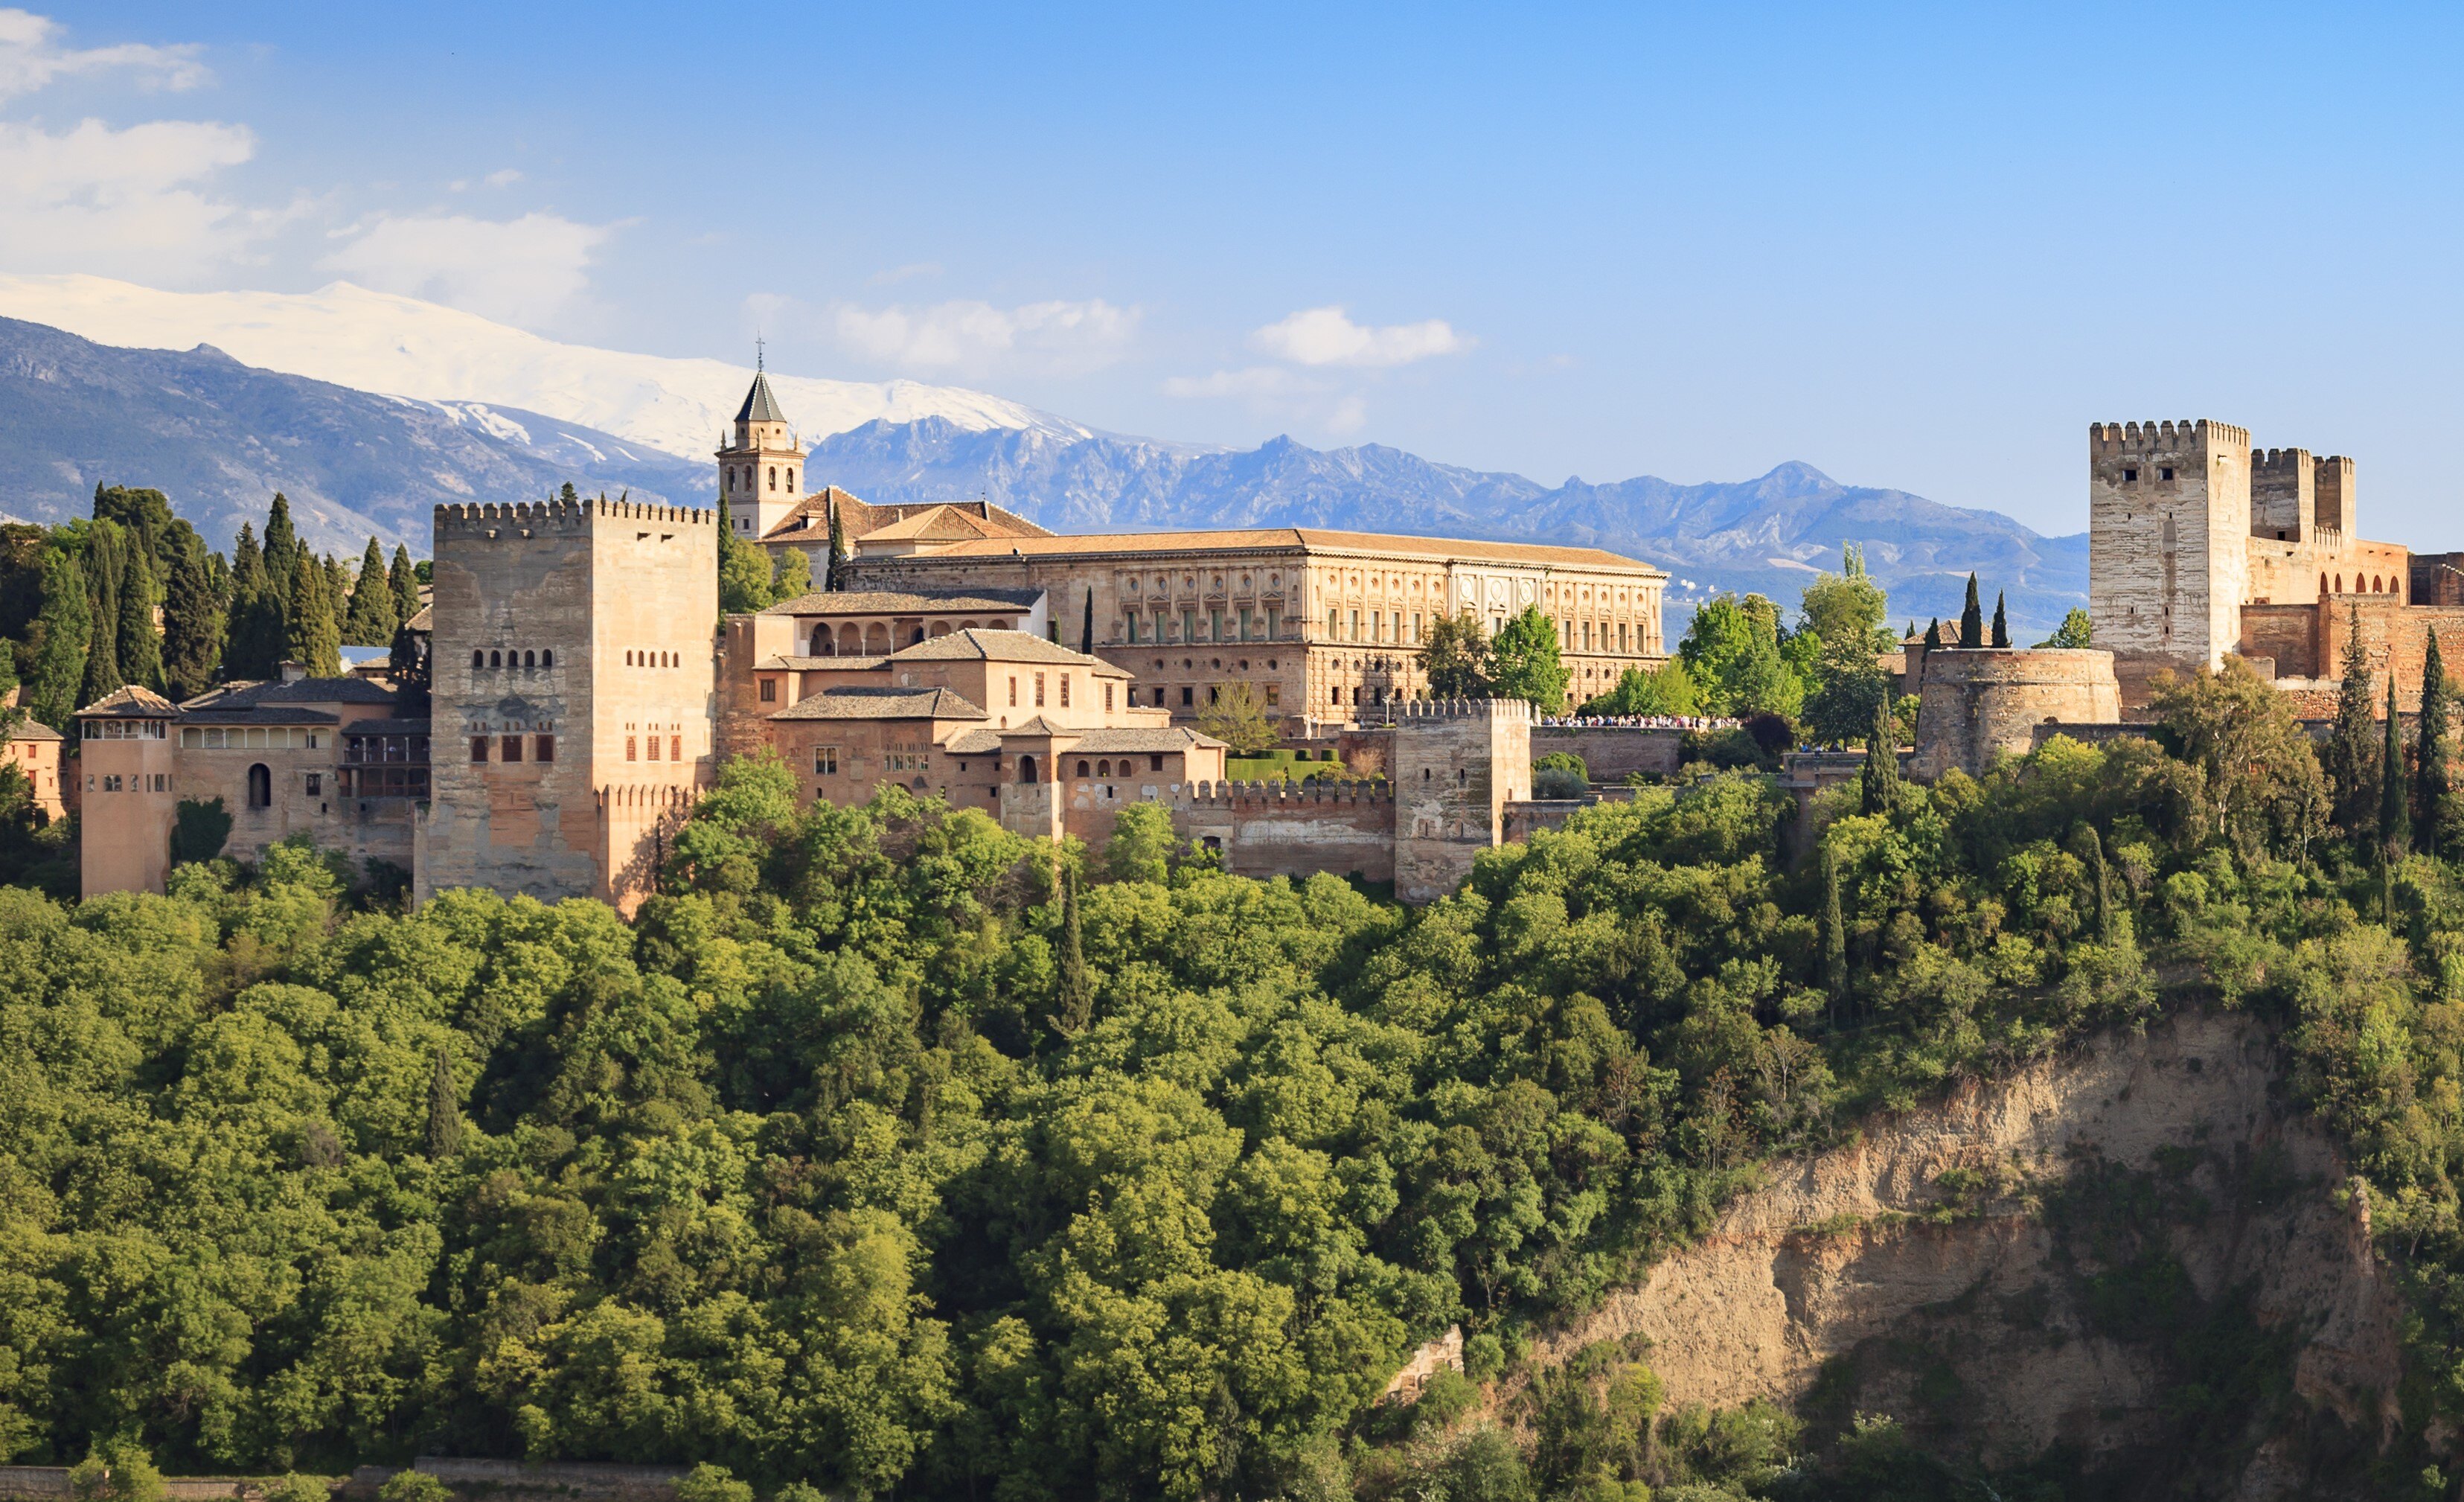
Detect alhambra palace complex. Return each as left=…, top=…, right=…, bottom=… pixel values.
left=63, top=386, right=2464, bottom=910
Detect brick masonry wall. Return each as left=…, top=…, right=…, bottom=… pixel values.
left=1169, top=781, right=1395, bottom=883
left=1529, top=726, right=1686, bottom=781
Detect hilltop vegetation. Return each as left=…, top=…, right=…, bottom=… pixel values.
left=6, top=644, right=2464, bottom=1499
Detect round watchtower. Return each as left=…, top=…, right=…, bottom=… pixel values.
left=1910, top=648, right=2121, bottom=782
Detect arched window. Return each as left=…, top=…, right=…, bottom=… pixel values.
left=726, top=466, right=735, bottom=490
left=522, top=650, right=535, bottom=668
left=1020, top=755, right=1038, bottom=784
left=813, top=627, right=832, bottom=655
left=541, top=649, right=553, bottom=668
left=787, top=468, right=796, bottom=492
left=246, top=763, right=272, bottom=808
left=489, top=650, right=502, bottom=668
left=2320, top=573, right=2329, bottom=595
left=626, top=651, right=634, bottom=665
left=2337, top=575, right=2344, bottom=592
left=1097, top=759, right=1111, bottom=776
left=471, top=650, right=484, bottom=668
left=1078, top=761, right=1091, bottom=778
left=768, top=466, right=778, bottom=491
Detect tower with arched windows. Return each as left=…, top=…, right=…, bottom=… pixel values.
left=715, top=362, right=807, bottom=543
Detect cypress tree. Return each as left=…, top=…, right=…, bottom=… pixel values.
left=2420, top=633, right=2451, bottom=858
left=223, top=523, right=288, bottom=682
left=261, top=493, right=299, bottom=585
left=1081, top=588, right=1095, bottom=656
left=343, top=537, right=397, bottom=645
left=1860, top=694, right=1900, bottom=816
left=1049, top=867, right=1092, bottom=1037
left=825, top=499, right=848, bottom=591
left=2384, top=677, right=2411, bottom=860
left=1990, top=592, right=2010, bottom=648
left=159, top=537, right=223, bottom=700
left=1922, top=618, right=1942, bottom=650
left=1958, top=574, right=1983, bottom=648
left=426, top=1046, right=462, bottom=1159
left=323, top=553, right=354, bottom=633
left=24, top=549, right=91, bottom=730
left=1820, top=849, right=1849, bottom=1014
left=388, top=544, right=420, bottom=624
left=115, top=542, right=163, bottom=694
left=2326, top=606, right=2378, bottom=836
left=2074, top=824, right=2114, bottom=943
left=286, top=550, right=342, bottom=676
left=78, top=523, right=125, bottom=707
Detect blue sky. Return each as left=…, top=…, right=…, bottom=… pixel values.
left=13, top=1, right=2464, bottom=543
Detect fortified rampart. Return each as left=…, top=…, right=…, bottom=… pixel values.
left=1168, top=779, right=1396, bottom=882
left=1910, top=648, right=2121, bottom=781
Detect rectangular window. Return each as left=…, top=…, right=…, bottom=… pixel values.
left=1104, top=683, right=1115, bottom=712
left=1009, top=676, right=1019, bottom=707
left=625, top=735, right=637, bottom=761
left=1034, top=673, right=1046, bottom=706
left=1266, top=608, right=1279, bottom=639
left=471, top=736, right=490, bottom=762
left=1150, top=754, right=1165, bottom=772
left=1180, top=686, right=1194, bottom=706
left=1413, top=613, right=1424, bottom=642
left=1264, top=683, right=1281, bottom=708
left=534, top=735, right=555, bottom=763
left=671, top=735, right=682, bottom=761
left=1326, top=608, right=1339, bottom=637
left=1060, top=674, right=1071, bottom=708
left=500, top=734, right=522, bottom=763
left=815, top=745, right=839, bottom=776
left=759, top=679, right=777, bottom=703
left=103, top=774, right=121, bottom=792
left=647, top=734, right=662, bottom=761
left=1348, top=610, right=1361, bottom=642
left=1154, top=687, right=1166, bottom=706
left=305, top=773, right=322, bottom=796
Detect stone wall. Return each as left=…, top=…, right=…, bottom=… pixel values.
left=1529, top=726, right=1686, bottom=781
left=2088, top=420, right=2252, bottom=671
left=1393, top=697, right=1532, bottom=904
left=2239, top=604, right=2320, bottom=678
left=2317, top=600, right=2464, bottom=712
left=1168, top=780, right=1395, bottom=883
left=1910, top=648, right=2122, bottom=782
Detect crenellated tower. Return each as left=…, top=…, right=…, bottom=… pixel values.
left=2087, top=419, right=2252, bottom=672
left=715, top=352, right=807, bottom=543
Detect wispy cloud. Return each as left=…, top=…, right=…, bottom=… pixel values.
left=320, top=211, right=617, bottom=327
left=0, top=116, right=299, bottom=280
left=0, top=7, right=207, bottom=102
left=868, top=261, right=942, bottom=287
left=826, top=296, right=1139, bottom=377
left=1248, top=304, right=1470, bottom=368
left=1160, top=364, right=1367, bottom=437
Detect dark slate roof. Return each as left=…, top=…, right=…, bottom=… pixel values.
left=735, top=371, right=789, bottom=424
left=188, top=676, right=400, bottom=710
left=179, top=706, right=339, bottom=726
left=890, top=629, right=1122, bottom=671
left=74, top=685, right=180, bottom=718
left=944, top=729, right=1005, bottom=754
left=340, top=719, right=434, bottom=736
left=769, top=687, right=988, bottom=722
left=763, top=587, right=1043, bottom=616
left=6, top=717, right=62, bottom=741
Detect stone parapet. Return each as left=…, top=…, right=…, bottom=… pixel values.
left=1911, top=648, right=2122, bottom=782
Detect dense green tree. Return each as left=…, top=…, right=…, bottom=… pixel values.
left=1679, top=595, right=1801, bottom=719
left=1489, top=604, right=1571, bottom=711
left=1821, top=847, right=1849, bottom=1010
left=224, top=522, right=289, bottom=682
left=1958, top=572, right=1984, bottom=648
left=1922, top=617, right=1942, bottom=649
left=1050, top=865, right=1092, bottom=1035
left=1579, top=659, right=1700, bottom=718
left=262, top=490, right=300, bottom=584
left=2326, top=606, right=2378, bottom=836
left=1080, top=587, right=1095, bottom=655
left=1798, top=543, right=1888, bottom=651
left=426, top=1044, right=462, bottom=1158
left=771, top=546, right=811, bottom=601
left=2038, top=608, right=2094, bottom=649
left=159, top=532, right=224, bottom=699
left=388, top=543, right=420, bottom=624
left=825, top=499, right=849, bottom=590
left=717, top=491, right=779, bottom=614
left=1805, top=635, right=1892, bottom=748
left=1197, top=680, right=1278, bottom=753
left=1990, top=590, right=2011, bottom=648
left=2419, top=632, right=2451, bottom=858
left=2382, top=677, right=2410, bottom=860
left=286, top=549, right=343, bottom=676
left=22, top=547, right=91, bottom=729
left=344, top=537, right=399, bottom=645
left=1859, top=693, right=1901, bottom=816
left=115, top=534, right=164, bottom=694
left=1418, top=610, right=1493, bottom=698
left=77, top=520, right=127, bottom=706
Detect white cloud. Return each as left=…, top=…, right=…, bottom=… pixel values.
left=0, top=116, right=296, bottom=279
left=1248, top=304, right=1470, bottom=368
left=829, top=296, right=1138, bottom=377
left=869, top=261, right=941, bottom=286
left=0, top=8, right=207, bottom=102
left=319, top=211, right=615, bottom=327
left=483, top=167, right=522, bottom=188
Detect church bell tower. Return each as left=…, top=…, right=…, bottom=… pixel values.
left=716, top=346, right=807, bottom=543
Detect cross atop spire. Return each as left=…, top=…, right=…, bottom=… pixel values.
left=755, top=333, right=765, bottom=373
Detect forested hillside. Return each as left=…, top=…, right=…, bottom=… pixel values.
left=7, top=645, right=2464, bottom=1500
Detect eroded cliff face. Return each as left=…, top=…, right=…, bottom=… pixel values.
left=1524, top=1012, right=2407, bottom=1497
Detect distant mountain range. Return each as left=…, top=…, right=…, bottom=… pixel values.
left=0, top=282, right=2088, bottom=638
left=0, top=317, right=706, bottom=553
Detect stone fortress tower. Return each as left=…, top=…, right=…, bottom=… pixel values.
left=1392, top=697, right=1533, bottom=904
left=714, top=355, right=806, bottom=544
left=2086, top=419, right=2254, bottom=677
left=416, top=496, right=717, bottom=911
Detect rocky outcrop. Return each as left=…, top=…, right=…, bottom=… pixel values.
left=1525, top=1012, right=2405, bottom=1496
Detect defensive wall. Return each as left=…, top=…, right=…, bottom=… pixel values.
left=1168, top=779, right=1395, bottom=883
left=1909, top=648, right=2122, bottom=782
left=1335, top=723, right=1685, bottom=784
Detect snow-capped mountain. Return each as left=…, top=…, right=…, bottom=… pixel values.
left=0, top=273, right=1087, bottom=461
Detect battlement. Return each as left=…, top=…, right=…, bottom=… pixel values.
left=1171, top=778, right=1395, bottom=809
left=1390, top=696, right=1535, bottom=722
left=434, top=498, right=715, bottom=537
left=595, top=783, right=702, bottom=812
left=2089, top=419, right=2251, bottom=452
left=2252, top=447, right=2312, bottom=470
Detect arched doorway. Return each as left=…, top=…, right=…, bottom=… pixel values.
left=1019, top=755, right=1038, bottom=784
left=247, top=763, right=272, bottom=808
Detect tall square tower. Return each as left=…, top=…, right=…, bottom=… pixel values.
left=2087, top=420, right=2251, bottom=671
left=418, top=496, right=717, bottom=910
left=1391, top=697, right=1532, bottom=904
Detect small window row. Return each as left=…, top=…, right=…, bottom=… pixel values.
left=471, top=734, right=555, bottom=763
left=473, top=648, right=554, bottom=669
left=629, top=650, right=680, bottom=667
